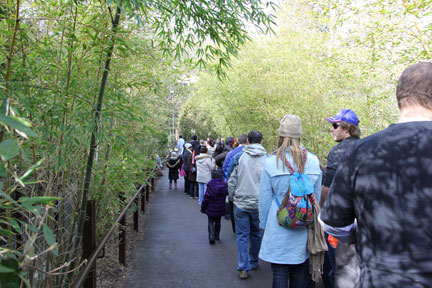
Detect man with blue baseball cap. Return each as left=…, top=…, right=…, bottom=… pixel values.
left=317, top=108, right=361, bottom=288
left=326, top=108, right=360, bottom=125
left=326, top=109, right=360, bottom=143
left=320, top=63, right=432, bottom=287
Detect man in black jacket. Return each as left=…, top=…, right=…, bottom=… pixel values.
left=182, top=143, right=192, bottom=194
left=214, top=137, right=234, bottom=168
left=319, top=109, right=361, bottom=288
left=189, top=135, right=201, bottom=156
left=321, top=63, right=432, bottom=287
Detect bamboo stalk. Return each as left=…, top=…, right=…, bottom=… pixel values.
left=5, top=0, right=19, bottom=97
left=0, top=0, right=20, bottom=143
left=65, top=4, right=122, bottom=284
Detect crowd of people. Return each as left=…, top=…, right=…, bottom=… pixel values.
left=164, top=63, right=432, bottom=288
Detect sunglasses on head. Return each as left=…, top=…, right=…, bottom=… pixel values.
left=332, top=123, right=340, bottom=129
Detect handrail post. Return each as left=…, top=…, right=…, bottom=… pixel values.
left=72, top=182, right=150, bottom=288
left=119, top=194, right=126, bottom=266
left=146, top=184, right=150, bottom=202
left=141, top=187, right=145, bottom=212
left=151, top=177, right=155, bottom=193
left=83, top=200, right=96, bottom=288
left=133, top=197, right=138, bottom=231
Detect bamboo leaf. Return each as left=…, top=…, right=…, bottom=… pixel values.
left=0, top=266, right=15, bottom=273
left=19, top=196, right=61, bottom=205
left=0, top=163, right=6, bottom=177
left=43, top=224, right=56, bottom=246
left=20, top=158, right=44, bottom=181
left=9, top=219, right=21, bottom=234
left=0, top=190, right=17, bottom=205
left=20, top=147, right=29, bottom=162
left=0, top=115, right=38, bottom=138
left=20, top=202, right=39, bottom=215
left=0, top=228, right=13, bottom=236
left=0, top=258, right=20, bottom=287
left=0, top=139, right=20, bottom=161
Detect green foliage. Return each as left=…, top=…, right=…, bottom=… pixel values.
left=148, top=0, right=277, bottom=79
left=0, top=139, right=19, bottom=161
left=0, top=109, right=56, bottom=286
left=179, top=97, right=219, bottom=141
left=0, top=257, right=24, bottom=288
left=0, top=179, right=59, bottom=288
left=181, top=0, right=426, bottom=163
left=1, top=0, right=277, bottom=285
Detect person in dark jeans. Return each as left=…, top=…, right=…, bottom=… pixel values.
left=258, top=115, right=322, bottom=288
left=273, top=263, right=306, bottom=288
left=224, top=134, right=248, bottom=232
left=317, top=109, right=361, bottom=288
left=228, top=131, right=267, bottom=280
left=321, top=63, right=432, bottom=287
left=182, top=143, right=192, bottom=194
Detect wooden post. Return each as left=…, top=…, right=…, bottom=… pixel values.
left=141, top=187, right=145, bottom=212
left=151, top=178, right=155, bottom=193
left=146, top=184, right=150, bottom=202
left=83, top=200, right=96, bottom=288
left=119, top=194, right=126, bottom=265
left=133, top=197, right=138, bottom=232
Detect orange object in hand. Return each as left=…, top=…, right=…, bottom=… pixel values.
left=328, top=235, right=338, bottom=248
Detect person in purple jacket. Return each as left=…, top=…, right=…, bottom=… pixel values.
left=200, top=169, right=227, bottom=245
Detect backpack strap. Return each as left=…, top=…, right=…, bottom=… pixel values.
left=281, top=149, right=308, bottom=174
left=272, top=190, right=282, bottom=208
left=276, top=149, right=308, bottom=213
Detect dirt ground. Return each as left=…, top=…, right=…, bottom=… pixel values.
left=96, top=203, right=150, bottom=287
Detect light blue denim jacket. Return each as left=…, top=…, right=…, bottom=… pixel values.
left=259, top=151, right=322, bottom=264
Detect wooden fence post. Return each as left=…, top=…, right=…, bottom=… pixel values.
left=119, top=194, right=126, bottom=265
left=141, top=187, right=145, bottom=212
left=83, top=200, right=96, bottom=288
left=133, top=197, right=138, bottom=232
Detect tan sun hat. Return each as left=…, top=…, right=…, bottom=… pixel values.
left=278, top=114, right=302, bottom=138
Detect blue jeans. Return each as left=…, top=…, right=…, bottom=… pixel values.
left=272, top=262, right=306, bottom=288
left=198, top=182, right=207, bottom=204
left=233, top=206, right=262, bottom=271
left=224, top=202, right=231, bottom=220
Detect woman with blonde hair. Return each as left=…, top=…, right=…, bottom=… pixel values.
left=259, top=114, right=322, bottom=288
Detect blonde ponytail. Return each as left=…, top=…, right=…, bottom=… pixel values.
left=276, top=136, right=302, bottom=172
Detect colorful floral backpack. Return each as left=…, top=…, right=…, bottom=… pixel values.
left=273, top=149, right=315, bottom=229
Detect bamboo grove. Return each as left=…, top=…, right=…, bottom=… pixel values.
left=0, top=0, right=276, bottom=286
left=180, top=0, right=432, bottom=160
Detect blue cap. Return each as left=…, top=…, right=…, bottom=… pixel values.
left=327, top=109, right=359, bottom=126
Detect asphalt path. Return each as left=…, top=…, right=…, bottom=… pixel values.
left=120, top=174, right=273, bottom=288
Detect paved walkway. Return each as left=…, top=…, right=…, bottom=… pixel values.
left=120, top=174, right=272, bottom=288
